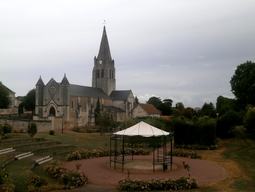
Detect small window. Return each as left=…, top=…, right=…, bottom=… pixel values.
left=84, top=101, right=87, bottom=112
left=71, top=100, right=74, bottom=110
left=101, top=69, right=104, bottom=78
left=97, top=70, right=100, bottom=78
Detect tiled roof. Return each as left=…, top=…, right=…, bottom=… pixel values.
left=69, top=84, right=111, bottom=99
left=110, top=90, right=131, bottom=100
left=140, top=104, right=160, bottom=114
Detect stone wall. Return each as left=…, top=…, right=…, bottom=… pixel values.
left=0, top=117, right=53, bottom=132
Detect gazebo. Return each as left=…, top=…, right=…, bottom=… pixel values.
left=110, top=121, right=173, bottom=172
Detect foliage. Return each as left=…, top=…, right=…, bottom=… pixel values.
left=173, top=116, right=217, bottom=147
left=168, top=149, right=201, bottom=159
left=180, top=108, right=193, bottom=119
left=146, top=96, right=162, bottom=109
left=175, top=102, right=185, bottom=111
left=0, top=82, right=11, bottom=109
left=230, top=61, right=255, bottom=108
left=96, top=110, right=113, bottom=134
left=216, top=110, right=240, bottom=138
left=27, top=122, right=37, bottom=138
left=72, top=125, right=100, bottom=133
left=243, top=107, right=255, bottom=134
left=26, top=176, right=48, bottom=191
left=94, top=97, right=100, bottom=125
left=116, top=177, right=198, bottom=191
left=0, top=124, right=13, bottom=135
left=198, top=102, right=216, bottom=117
left=0, top=169, right=15, bottom=192
left=65, top=148, right=150, bottom=161
left=44, top=160, right=88, bottom=189
left=216, top=95, right=235, bottom=116
left=21, top=89, right=35, bottom=111
left=49, top=130, right=55, bottom=135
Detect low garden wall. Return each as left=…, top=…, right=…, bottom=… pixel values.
left=0, top=117, right=52, bottom=132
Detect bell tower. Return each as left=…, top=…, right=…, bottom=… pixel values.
left=92, top=26, right=116, bottom=95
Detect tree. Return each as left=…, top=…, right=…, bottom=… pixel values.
left=146, top=97, right=162, bottom=109
left=96, top=110, right=112, bottom=135
left=158, top=99, right=173, bottom=115
left=243, top=106, right=255, bottom=134
left=216, top=96, right=235, bottom=116
left=199, top=102, right=216, bottom=118
left=95, top=98, right=100, bottom=125
left=22, top=89, right=35, bottom=111
left=176, top=102, right=185, bottom=111
left=134, top=96, right=139, bottom=107
left=27, top=122, right=37, bottom=138
left=0, top=82, right=11, bottom=109
left=230, top=61, right=255, bottom=108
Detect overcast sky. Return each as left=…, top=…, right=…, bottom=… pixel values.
left=1, top=0, right=255, bottom=108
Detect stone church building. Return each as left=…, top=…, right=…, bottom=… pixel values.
left=34, top=26, right=135, bottom=128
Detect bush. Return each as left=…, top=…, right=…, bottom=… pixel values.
left=169, top=149, right=201, bottom=159
left=243, top=107, right=255, bottom=134
left=44, top=161, right=88, bottom=189
left=216, top=110, right=240, bottom=139
left=26, top=176, right=48, bottom=188
left=0, top=124, right=13, bottom=135
left=27, top=122, right=37, bottom=138
left=49, top=130, right=55, bottom=135
left=116, top=177, right=198, bottom=191
left=173, top=116, right=217, bottom=147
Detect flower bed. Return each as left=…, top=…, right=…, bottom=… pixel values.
left=116, top=177, right=198, bottom=191
left=168, top=149, right=201, bottom=159
left=65, top=148, right=150, bottom=161
left=44, top=160, right=88, bottom=189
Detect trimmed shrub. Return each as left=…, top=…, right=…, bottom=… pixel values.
left=27, top=122, right=37, bottom=138
left=49, top=130, right=55, bottom=135
left=173, top=116, right=217, bottom=147
left=0, top=124, right=13, bottom=134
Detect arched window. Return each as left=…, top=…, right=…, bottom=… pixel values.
left=49, top=107, right=56, bottom=116
left=97, top=70, right=100, bottom=78
left=101, top=69, right=104, bottom=78
left=71, top=100, right=74, bottom=110
left=84, top=101, right=87, bottom=112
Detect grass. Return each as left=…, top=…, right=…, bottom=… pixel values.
left=1, top=128, right=255, bottom=191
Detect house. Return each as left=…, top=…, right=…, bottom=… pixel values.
left=132, top=103, right=160, bottom=118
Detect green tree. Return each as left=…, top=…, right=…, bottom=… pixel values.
left=95, top=98, right=100, bottom=125
left=96, top=110, right=112, bottom=135
left=158, top=99, right=173, bottom=115
left=0, top=82, right=11, bottom=109
left=199, top=102, right=216, bottom=118
left=146, top=97, right=162, bottom=109
left=27, top=122, right=37, bottom=138
left=176, top=102, right=185, bottom=111
left=216, top=96, right=235, bottom=116
left=243, top=106, right=255, bottom=134
left=230, top=61, right=255, bottom=108
left=22, top=89, right=35, bottom=111
left=134, top=96, right=139, bottom=106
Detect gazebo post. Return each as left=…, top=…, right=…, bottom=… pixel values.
left=153, top=136, right=155, bottom=172
left=122, top=135, right=125, bottom=171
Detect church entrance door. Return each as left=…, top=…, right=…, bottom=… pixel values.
left=49, top=107, right=56, bottom=116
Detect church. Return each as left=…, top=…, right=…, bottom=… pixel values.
left=34, top=26, right=136, bottom=128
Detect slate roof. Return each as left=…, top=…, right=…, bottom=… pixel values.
left=1, top=83, right=15, bottom=94
left=69, top=84, right=112, bottom=99
left=105, top=106, right=125, bottom=112
left=140, top=104, right=160, bottom=114
left=110, top=90, right=131, bottom=100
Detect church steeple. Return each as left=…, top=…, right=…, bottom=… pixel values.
left=97, top=26, right=112, bottom=64
left=92, top=26, right=116, bottom=95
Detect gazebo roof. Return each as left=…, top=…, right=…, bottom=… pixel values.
left=113, top=121, right=170, bottom=137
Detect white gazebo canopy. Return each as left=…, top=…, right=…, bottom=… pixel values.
left=113, top=121, right=170, bottom=137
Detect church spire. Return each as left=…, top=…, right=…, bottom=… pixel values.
left=97, top=26, right=112, bottom=64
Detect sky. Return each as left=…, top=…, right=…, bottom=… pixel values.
left=1, top=0, right=255, bottom=108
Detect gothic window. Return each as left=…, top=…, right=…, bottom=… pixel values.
left=109, top=70, right=112, bottom=78
left=112, top=71, right=114, bottom=79
left=97, top=70, right=100, bottom=78
left=84, top=101, right=87, bottom=112
left=49, top=107, right=56, bottom=116
left=71, top=100, right=74, bottom=110
left=101, top=69, right=104, bottom=78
